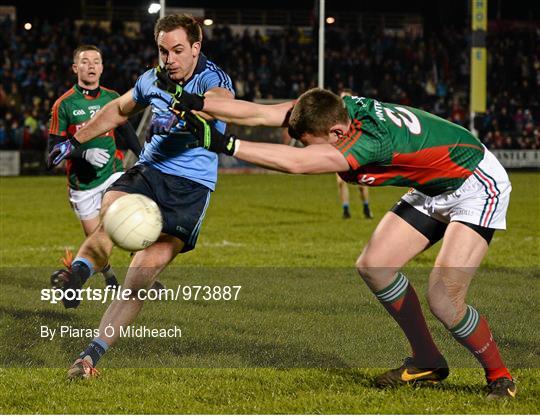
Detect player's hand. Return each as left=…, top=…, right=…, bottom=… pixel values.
left=146, top=111, right=186, bottom=142
left=177, top=108, right=237, bottom=155
left=83, top=148, right=110, bottom=168
left=155, top=66, right=204, bottom=111
left=47, top=135, right=81, bottom=169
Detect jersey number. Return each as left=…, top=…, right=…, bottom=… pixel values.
left=384, top=106, right=422, bottom=135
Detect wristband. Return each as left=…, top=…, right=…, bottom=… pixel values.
left=70, top=135, right=81, bottom=147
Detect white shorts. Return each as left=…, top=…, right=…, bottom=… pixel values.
left=69, top=172, right=124, bottom=220
left=401, top=149, right=511, bottom=230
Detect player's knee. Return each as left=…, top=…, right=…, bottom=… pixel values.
left=426, top=285, right=450, bottom=326
left=427, top=270, right=468, bottom=328
left=100, top=191, right=127, bottom=217
left=85, top=225, right=112, bottom=250
left=123, top=264, right=162, bottom=292
left=133, top=250, right=169, bottom=270
left=355, top=254, right=397, bottom=286
left=355, top=254, right=375, bottom=281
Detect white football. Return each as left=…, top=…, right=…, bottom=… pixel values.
left=102, top=194, right=163, bottom=252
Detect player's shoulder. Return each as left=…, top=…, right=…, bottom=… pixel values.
left=194, top=55, right=233, bottom=93
left=203, top=57, right=229, bottom=74
left=137, top=67, right=158, bottom=84
left=52, top=86, right=78, bottom=108
left=202, top=59, right=233, bottom=85
left=133, top=67, right=159, bottom=93
left=100, top=85, right=121, bottom=98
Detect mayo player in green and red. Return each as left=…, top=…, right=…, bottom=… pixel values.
left=171, top=87, right=516, bottom=400
left=48, top=45, right=142, bottom=290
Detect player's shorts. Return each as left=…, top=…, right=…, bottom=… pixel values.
left=107, top=164, right=211, bottom=253
left=397, top=149, right=511, bottom=241
left=69, top=172, right=124, bottom=220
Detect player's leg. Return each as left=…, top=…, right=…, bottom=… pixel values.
left=336, top=174, right=351, bottom=218
left=67, top=165, right=212, bottom=377
left=57, top=166, right=174, bottom=306
left=427, top=222, right=514, bottom=398
left=359, top=185, right=373, bottom=219
left=51, top=190, right=126, bottom=308
left=68, top=234, right=183, bottom=378
left=90, top=172, right=125, bottom=287
left=78, top=217, right=118, bottom=288
left=77, top=189, right=125, bottom=287
left=97, top=235, right=182, bottom=346
left=62, top=176, right=124, bottom=290
left=80, top=216, right=100, bottom=236
left=356, top=200, right=449, bottom=386
left=424, top=148, right=515, bottom=398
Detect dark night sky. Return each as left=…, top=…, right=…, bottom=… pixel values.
left=4, top=0, right=540, bottom=24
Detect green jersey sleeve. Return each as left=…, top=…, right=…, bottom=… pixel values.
left=49, top=96, right=70, bottom=136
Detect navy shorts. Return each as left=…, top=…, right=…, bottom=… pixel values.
left=108, top=164, right=211, bottom=253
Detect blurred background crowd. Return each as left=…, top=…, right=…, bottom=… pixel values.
left=1, top=14, right=539, bottom=151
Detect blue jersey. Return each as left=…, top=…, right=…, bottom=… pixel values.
left=132, top=54, right=234, bottom=190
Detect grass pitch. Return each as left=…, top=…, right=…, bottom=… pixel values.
left=0, top=172, right=539, bottom=414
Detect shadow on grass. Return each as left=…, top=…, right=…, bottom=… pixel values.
left=251, top=204, right=328, bottom=217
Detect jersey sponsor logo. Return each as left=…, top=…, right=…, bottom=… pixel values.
left=73, top=109, right=86, bottom=116
left=147, top=90, right=171, bottom=102
left=88, top=105, right=101, bottom=118
left=72, top=122, right=113, bottom=137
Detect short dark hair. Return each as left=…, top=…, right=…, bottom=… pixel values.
left=154, top=14, right=202, bottom=45
left=288, top=88, right=349, bottom=139
left=73, top=45, right=102, bottom=63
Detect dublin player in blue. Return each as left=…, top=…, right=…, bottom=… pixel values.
left=47, top=14, right=233, bottom=378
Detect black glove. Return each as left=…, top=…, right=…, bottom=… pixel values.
left=47, top=134, right=81, bottom=169
left=155, top=66, right=205, bottom=111
left=179, top=108, right=237, bottom=155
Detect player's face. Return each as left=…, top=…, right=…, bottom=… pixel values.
left=73, top=50, right=103, bottom=88
left=157, top=28, right=201, bottom=83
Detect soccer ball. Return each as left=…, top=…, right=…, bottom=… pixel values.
left=102, top=194, right=163, bottom=252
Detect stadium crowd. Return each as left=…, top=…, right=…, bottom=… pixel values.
left=1, top=15, right=539, bottom=151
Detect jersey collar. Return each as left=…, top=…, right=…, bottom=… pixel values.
left=76, top=84, right=101, bottom=98
left=181, top=53, right=207, bottom=86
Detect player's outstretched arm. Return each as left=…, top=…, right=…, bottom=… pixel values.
left=234, top=141, right=349, bottom=174
left=200, top=98, right=294, bottom=127
left=47, top=91, right=146, bottom=168
left=154, top=66, right=291, bottom=127
left=74, top=90, right=145, bottom=143
left=182, top=109, right=349, bottom=174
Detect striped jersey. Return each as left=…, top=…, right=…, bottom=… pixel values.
left=335, top=96, right=485, bottom=196
left=132, top=54, right=234, bottom=191
left=49, top=85, right=123, bottom=190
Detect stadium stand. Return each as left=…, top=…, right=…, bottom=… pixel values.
left=0, top=15, right=538, bottom=152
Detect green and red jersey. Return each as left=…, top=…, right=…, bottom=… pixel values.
left=48, top=85, right=123, bottom=190
left=335, top=96, right=485, bottom=196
